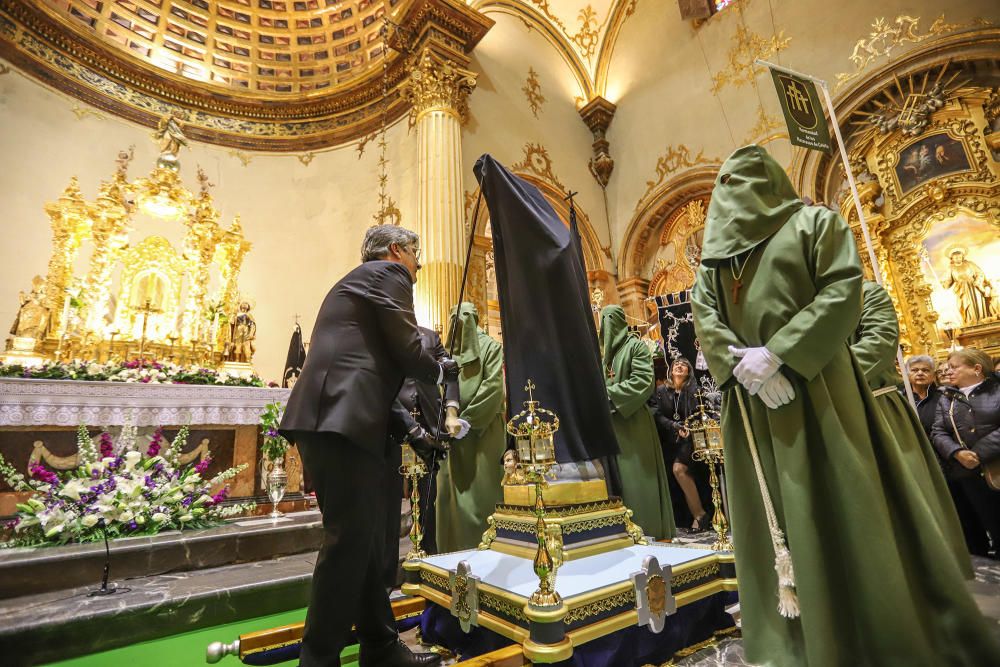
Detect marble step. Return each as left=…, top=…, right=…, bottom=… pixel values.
left=0, top=510, right=323, bottom=599
left=0, top=551, right=315, bottom=667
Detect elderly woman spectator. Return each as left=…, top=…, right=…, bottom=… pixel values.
left=932, top=348, right=1000, bottom=558
left=906, top=355, right=941, bottom=437
left=936, top=359, right=953, bottom=386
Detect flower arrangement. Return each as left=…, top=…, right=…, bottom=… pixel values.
left=0, top=424, right=253, bottom=547
left=0, top=359, right=264, bottom=387
left=260, top=401, right=289, bottom=462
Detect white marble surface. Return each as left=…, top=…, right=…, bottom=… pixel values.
left=423, top=543, right=716, bottom=599
left=0, top=377, right=290, bottom=426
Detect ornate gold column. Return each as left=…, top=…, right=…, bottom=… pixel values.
left=395, top=0, right=492, bottom=331
left=42, top=178, right=92, bottom=336
left=182, top=184, right=222, bottom=342
left=81, top=167, right=132, bottom=334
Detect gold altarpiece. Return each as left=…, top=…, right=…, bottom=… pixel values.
left=838, top=68, right=1000, bottom=357
left=5, top=144, right=252, bottom=367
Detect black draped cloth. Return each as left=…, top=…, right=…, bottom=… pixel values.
left=473, top=154, right=618, bottom=463
left=282, top=323, right=307, bottom=388
left=654, top=290, right=713, bottom=387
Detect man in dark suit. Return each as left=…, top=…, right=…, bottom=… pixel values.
left=280, top=224, right=457, bottom=667
left=384, top=326, right=460, bottom=585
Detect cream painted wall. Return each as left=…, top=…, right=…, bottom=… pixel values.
left=462, top=13, right=612, bottom=253
left=604, top=0, right=1000, bottom=265
left=0, top=65, right=418, bottom=382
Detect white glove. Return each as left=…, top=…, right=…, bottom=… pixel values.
left=444, top=406, right=462, bottom=438
left=729, top=345, right=783, bottom=395
left=757, top=373, right=795, bottom=409
left=453, top=418, right=471, bottom=440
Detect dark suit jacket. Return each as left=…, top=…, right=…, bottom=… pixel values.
left=393, top=327, right=460, bottom=441
left=280, top=261, right=441, bottom=457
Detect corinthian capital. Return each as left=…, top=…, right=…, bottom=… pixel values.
left=401, top=49, right=478, bottom=123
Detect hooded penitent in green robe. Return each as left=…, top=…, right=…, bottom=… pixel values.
left=691, top=145, right=998, bottom=667
left=436, top=303, right=506, bottom=553
left=851, top=279, right=972, bottom=577
left=600, top=306, right=675, bottom=539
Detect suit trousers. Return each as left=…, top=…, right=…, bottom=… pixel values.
left=297, top=433, right=398, bottom=667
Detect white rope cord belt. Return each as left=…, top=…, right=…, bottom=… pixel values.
left=872, top=386, right=898, bottom=397
left=734, top=389, right=801, bottom=619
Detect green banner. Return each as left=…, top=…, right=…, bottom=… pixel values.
left=768, top=68, right=832, bottom=153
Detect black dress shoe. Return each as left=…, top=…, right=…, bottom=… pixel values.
left=358, top=639, right=442, bottom=667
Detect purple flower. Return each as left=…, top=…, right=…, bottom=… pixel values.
left=99, top=432, right=114, bottom=458
left=182, top=496, right=194, bottom=507
left=144, top=475, right=156, bottom=489
left=128, top=520, right=138, bottom=531
left=147, top=428, right=164, bottom=457
left=209, top=487, right=229, bottom=506
left=193, top=457, right=212, bottom=475
left=29, top=463, right=59, bottom=485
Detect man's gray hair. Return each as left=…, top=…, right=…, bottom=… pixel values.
left=361, top=224, right=419, bottom=262
left=905, top=354, right=935, bottom=371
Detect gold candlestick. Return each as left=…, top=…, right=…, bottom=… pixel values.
left=399, top=440, right=428, bottom=561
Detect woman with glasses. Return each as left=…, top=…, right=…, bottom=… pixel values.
left=932, top=347, right=1000, bottom=559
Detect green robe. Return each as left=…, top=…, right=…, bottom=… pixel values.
left=691, top=145, right=997, bottom=667
left=600, top=306, right=676, bottom=539
left=436, top=303, right=506, bottom=553
left=851, top=279, right=972, bottom=577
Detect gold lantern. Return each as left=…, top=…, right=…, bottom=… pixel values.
left=506, top=379, right=562, bottom=607
left=687, top=391, right=732, bottom=551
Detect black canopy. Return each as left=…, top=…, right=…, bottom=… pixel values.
left=473, top=154, right=619, bottom=463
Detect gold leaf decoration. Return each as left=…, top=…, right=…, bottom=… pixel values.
left=710, top=25, right=790, bottom=94
left=523, top=67, right=546, bottom=118
left=511, top=142, right=566, bottom=192
left=228, top=150, right=252, bottom=167
left=637, top=145, right=719, bottom=210
left=297, top=152, right=315, bottom=166
left=744, top=106, right=784, bottom=144
left=834, top=14, right=989, bottom=91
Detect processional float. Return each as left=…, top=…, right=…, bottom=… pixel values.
left=207, top=155, right=737, bottom=666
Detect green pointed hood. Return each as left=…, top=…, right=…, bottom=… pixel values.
left=449, top=302, right=481, bottom=366
left=599, top=305, right=629, bottom=371
left=700, top=144, right=803, bottom=264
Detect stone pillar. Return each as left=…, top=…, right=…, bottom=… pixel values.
left=395, top=0, right=492, bottom=331
left=616, top=277, right=651, bottom=324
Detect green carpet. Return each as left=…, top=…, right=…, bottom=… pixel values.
left=46, top=608, right=360, bottom=667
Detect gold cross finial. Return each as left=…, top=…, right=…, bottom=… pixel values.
left=524, top=379, right=536, bottom=402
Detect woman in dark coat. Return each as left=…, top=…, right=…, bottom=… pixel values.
left=652, top=358, right=708, bottom=530
left=932, top=347, right=1000, bottom=557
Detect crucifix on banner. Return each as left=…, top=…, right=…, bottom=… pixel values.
left=755, top=58, right=917, bottom=410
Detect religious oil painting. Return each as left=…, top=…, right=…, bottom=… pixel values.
left=894, top=132, right=971, bottom=195
left=920, top=213, right=1000, bottom=329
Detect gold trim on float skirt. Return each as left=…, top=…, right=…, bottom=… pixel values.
left=418, top=583, right=530, bottom=643
left=503, top=480, right=608, bottom=506
left=523, top=636, right=574, bottom=663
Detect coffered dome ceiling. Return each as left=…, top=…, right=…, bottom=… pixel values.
left=0, top=0, right=635, bottom=151
left=0, top=0, right=491, bottom=150
left=40, top=0, right=400, bottom=95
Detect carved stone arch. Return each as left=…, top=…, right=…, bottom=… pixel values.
left=616, top=167, right=717, bottom=319
left=793, top=28, right=1000, bottom=356
left=462, top=173, right=608, bottom=341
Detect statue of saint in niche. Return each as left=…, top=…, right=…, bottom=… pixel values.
left=226, top=302, right=256, bottom=363
left=943, top=246, right=998, bottom=326
left=9, top=276, right=51, bottom=341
